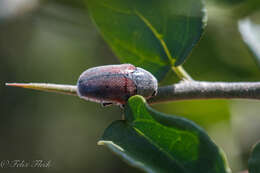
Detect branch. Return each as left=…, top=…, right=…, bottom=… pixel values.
left=148, top=81, right=260, bottom=104
left=6, top=81, right=260, bottom=105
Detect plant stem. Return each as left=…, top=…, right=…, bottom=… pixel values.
left=148, top=81, right=260, bottom=104
left=172, top=66, right=193, bottom=81
left=6, top=81, right=260, bottom=105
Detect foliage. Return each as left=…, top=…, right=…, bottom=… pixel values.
left=3, top=0, right=260, bottom=172
left=239, top=18, right=260, bottom=66
left=87, top=0, right=206, bottom=81
left=249, top=141, right=260, bottom=173
left=99, top=95, right=231, bottom=173
left=83, top=0, right=260, bottom=172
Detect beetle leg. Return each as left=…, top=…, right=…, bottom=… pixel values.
left=101, top=102, right=113, bottom=107
left=119, top=104, right=125, bottom=109
left=121, top=113, right=125, bottom=120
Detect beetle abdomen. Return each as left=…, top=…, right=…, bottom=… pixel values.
left=77, top=64, right=157, bottom=105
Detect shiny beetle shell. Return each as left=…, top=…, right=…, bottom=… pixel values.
left=76, top=64, right=158, bottom=105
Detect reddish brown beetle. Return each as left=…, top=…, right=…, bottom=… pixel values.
left=77, top=64, right=158, bottom=106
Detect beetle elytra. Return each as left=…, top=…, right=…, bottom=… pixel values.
left=77, top=64, right=158, bottom=106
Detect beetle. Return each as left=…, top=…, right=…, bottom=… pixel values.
left=77, top=64, right=158, bottom=106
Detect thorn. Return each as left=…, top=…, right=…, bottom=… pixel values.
left=6, top=83, right=34, bottom=88
left=5, top=83, right=78, bottom=96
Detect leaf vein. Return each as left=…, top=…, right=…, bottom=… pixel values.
left=133, top=127, right=189, bottom=173
left=134, top=10, right=175, bottom=66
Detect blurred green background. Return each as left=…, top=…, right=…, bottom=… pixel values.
left=1, top=0, right=260, bottom=172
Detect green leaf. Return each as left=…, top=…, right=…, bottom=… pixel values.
left=87, top=0, right=206, bottom=81
left=249, top=141, right=260, bottom=173
left=210, top=0, right=245, bottom=5
left=239, top=18, right=260, bottom=66
left=98, top=95, right=231, bottom=173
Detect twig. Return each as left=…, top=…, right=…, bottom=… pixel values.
left=6, top=81, right=260, bottom=105
left=148, top=81, right=260, bottom=104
